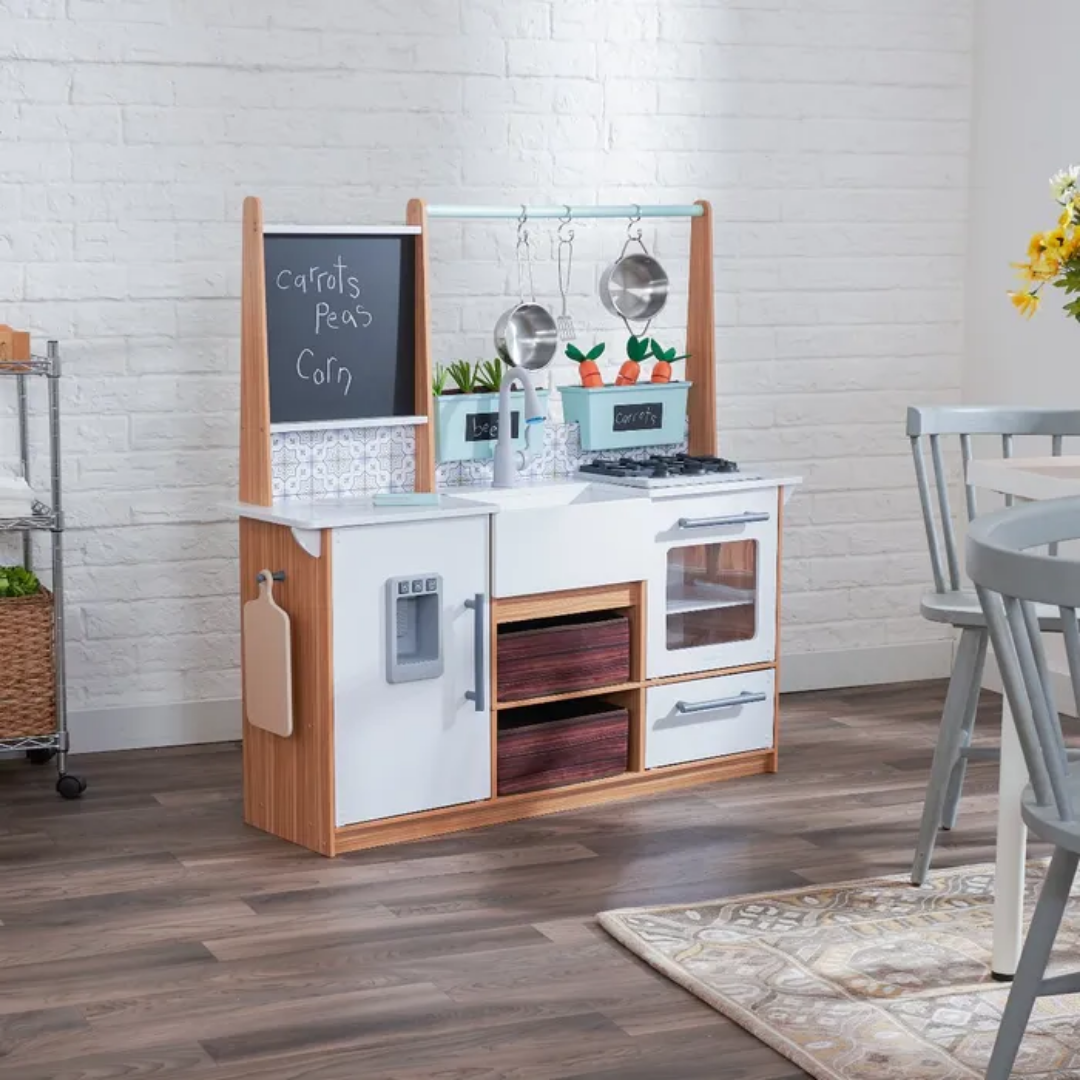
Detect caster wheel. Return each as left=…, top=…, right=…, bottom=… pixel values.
left=26, top=748, right=56, bottom=765
left=56, top=774, right=86, bottom=800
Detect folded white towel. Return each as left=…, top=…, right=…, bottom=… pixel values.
left=0, top=475, right=34, bottom=517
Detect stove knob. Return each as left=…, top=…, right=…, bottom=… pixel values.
left=651, top=465, right=669, bottom=478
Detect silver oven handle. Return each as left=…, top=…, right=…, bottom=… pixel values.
left=464, top=594, right=486, bottom=713
left=675, top=691, right=768, bottom=715
left=677, top=511, right=770, bottom=529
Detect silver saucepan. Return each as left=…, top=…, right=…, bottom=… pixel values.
left=494, top=302, right=558, bottom=370
left=599, top=211, right=669, bottom=331
left=493, top=208, right=558, bottom=370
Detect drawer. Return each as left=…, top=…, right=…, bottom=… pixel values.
left=650, top=487, right=778, bottom=544
left=645, top=668, right=775, bottom=769
left=497, top=611, right=630, bottom=704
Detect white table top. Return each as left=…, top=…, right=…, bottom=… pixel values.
left=968, top=455, right=1080, bottom=501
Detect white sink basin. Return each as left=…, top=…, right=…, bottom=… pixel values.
left=456, top=480, right=651, bottom=598
left=457, top=481, right=595, bottom=510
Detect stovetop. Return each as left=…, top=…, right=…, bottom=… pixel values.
left=579, top=454, right=756, bottom=489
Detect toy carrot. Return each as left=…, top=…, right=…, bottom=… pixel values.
left=566, top=342, right=605, bottom=387
left=649, top=339, right=689, bottom=383
left=617, top=335, right=651, bottom=385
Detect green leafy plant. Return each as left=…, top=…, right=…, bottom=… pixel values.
left=475, top=357, right=506, bottom=393
left=432, top=364, right=450, bottom=396
left=0, top=565, right=40, bottom=598
left=446, top=360, right=479, bottom=394
left=1056, top=261, right=1080, bottom=320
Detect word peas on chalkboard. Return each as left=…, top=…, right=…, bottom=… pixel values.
left=263, top=232, right=417, bottom=427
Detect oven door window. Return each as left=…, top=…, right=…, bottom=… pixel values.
left=666, top=540, right=758, bottom=651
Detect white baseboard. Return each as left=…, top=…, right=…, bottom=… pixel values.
left=69, top=698, right=241, bottom=755
left=780, top=640, right=954, bottom=694
left=64, top=643, right=954, bottom=755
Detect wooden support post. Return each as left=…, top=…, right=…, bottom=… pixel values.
left=685, top=199, right=717, bottom=457
left=406, top=198, right=436, bottom=492
left=240, top=196, right=273, bottom=506
left=241, top=519, right=336, bottom=856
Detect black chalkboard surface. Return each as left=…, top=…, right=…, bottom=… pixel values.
left=264, top=231, right=417, bottom=426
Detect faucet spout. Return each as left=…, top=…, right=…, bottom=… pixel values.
left=493, top=366, right=546, bottom=488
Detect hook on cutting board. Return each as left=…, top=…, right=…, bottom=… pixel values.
left=256, top=571, right=286, bottom=584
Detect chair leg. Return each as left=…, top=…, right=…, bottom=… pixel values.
left=985, top=846, right=1079, bottom=1080
left=941, top=629, right=989, bottom=831
left=911, top=628, right=985, bottom=886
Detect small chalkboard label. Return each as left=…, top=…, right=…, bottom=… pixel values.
left=613, top=402, right=664, bottom=431
left=465, top=411, right=520, bottom=442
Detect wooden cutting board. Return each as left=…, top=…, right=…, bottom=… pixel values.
left=243, top=570, right=293, bottom=738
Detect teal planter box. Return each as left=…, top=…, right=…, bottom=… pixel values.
left=560, top=382, right=690, bottom=451
left=434, top=390, right=549, bottom=463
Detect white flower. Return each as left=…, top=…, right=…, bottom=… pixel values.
left=1050, top=165, right=1080, bottom=204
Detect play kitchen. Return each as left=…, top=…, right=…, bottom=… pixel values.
left=235, top=196, right=798, bottom=856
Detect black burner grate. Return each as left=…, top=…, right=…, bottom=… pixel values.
left=580, top=453, right=739, bottom=481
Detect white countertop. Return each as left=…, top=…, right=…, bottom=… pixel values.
left=231, top=471, right=801, bottom=529
left=231, top=493, right=497, bottom=530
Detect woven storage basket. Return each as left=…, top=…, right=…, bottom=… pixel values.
left=0, top=587, right=55, bottom=738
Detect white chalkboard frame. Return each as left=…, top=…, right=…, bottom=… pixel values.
left=263, top=223, right=424, bottom=436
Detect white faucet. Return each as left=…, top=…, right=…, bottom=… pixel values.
left=493, top=366, right=546, bottom=488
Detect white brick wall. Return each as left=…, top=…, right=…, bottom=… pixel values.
left=0, top=0, right=973, bottom=747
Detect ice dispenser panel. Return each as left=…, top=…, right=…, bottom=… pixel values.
left=386, top=574, right=444, bottom=683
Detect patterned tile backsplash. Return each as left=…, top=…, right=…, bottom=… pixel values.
left=271, top=423, right=687, bottom=498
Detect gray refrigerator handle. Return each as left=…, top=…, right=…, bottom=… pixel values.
left=464, top=594, right=487, bottom=713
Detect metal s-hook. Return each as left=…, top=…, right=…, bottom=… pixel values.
left=557, top=204, right=575, bottom=244
left=626, top=203, right=643, bottom=243
left=514, top=205, right=535, bottom=304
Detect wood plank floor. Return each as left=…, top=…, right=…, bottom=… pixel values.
left=0, top=681, right=1023, bottom=1079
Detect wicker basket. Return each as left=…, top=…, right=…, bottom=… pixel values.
left=0, top=587, right=55, bottom=738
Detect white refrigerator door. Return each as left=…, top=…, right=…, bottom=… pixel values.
left=332, top=516, right=491, bottom=827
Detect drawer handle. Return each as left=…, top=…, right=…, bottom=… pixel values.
left=677, top=512, right=770, bottom=529
left=675, top=690, right=768, bottom=715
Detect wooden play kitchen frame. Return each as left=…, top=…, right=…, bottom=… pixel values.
left=239, top=197, right=777, bottom=858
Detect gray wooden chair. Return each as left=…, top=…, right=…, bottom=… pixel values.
left=908, top=406, right=1080, bottom=885
left=966, top=496, right=1080, bottom=1080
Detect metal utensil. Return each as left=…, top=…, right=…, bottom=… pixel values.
left=598, top=206, right=669, bottom=336
left=556, top=207, right=576, bottom=342
left=494, top=207, right=558, bottom=370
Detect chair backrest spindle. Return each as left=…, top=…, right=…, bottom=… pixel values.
left=906, top=406, right=1080, bottom=596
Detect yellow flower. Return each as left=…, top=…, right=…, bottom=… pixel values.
left=1009, top=290, right=1041, bottom=318
left=1043, top=227, right=1066, bottom=253
left=1029, top=231, right=1047, bottom=257
left=1063, top=232, right=1080, bottom=261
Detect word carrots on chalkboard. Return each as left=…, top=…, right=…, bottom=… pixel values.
left=264, top=232, right=417, bottom=427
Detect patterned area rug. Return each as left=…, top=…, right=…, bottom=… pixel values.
left=599, top=862, right=1080, bottom=1079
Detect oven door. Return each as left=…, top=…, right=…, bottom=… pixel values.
left=647, top=487, right=778, bottom=679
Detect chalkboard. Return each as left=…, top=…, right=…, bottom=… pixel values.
left=613, top=401, right=664, bottom=432
left=264, top=231, right=417, bottom=427
left=465, top=411, right=520, bottom=443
